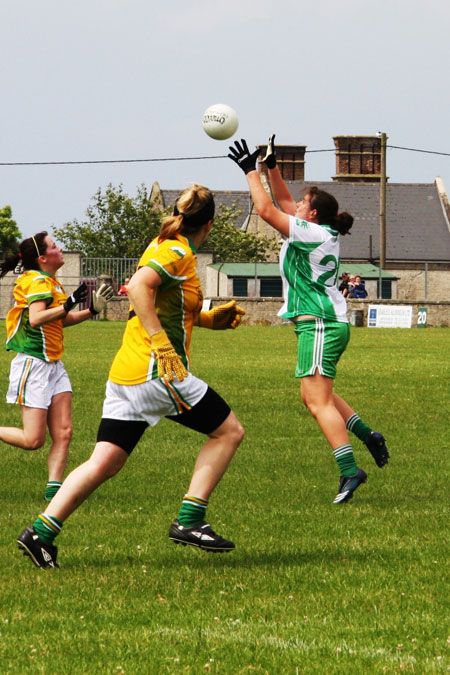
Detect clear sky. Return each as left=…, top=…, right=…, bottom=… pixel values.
left=1, top=0, right=449, bottom=240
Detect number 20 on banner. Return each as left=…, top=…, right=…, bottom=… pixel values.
left=417, top=307, right=428, bottom=327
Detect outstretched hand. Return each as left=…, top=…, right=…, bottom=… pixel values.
left=90, top=283, right=115, bottom=315
left=261, top=134, right=277, bottom=169
left=228, top=139, right=260, bottom=175
left=199, top=300, right=246, bottom=330
left=63, top=282, right=88, bottom=313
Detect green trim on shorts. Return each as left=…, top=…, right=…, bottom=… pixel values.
left=294, top=319, right=350, bottom=379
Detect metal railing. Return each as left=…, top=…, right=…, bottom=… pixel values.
left=81, top=258, right=139, bottom=288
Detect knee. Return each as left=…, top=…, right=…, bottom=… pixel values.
left=228, top=418, right=245, bottom=448
left=89, top=453, right=127, bottom=481
left=25, top=434, right=46, bottom=451
left=301, top=394, right=320, bottom=419
left=56, top=423, right=73, bottom=446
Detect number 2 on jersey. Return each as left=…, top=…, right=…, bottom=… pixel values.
left=317, top=255, right=338, bottom=287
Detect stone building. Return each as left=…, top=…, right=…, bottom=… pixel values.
left=153, top=134, right=450, bottom=304
left=2, top=135, right=448, bottom=326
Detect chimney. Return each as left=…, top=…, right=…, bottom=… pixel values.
left=333, top=135, right=384, bottom=183
left=258, top=144, right=306, bottom=181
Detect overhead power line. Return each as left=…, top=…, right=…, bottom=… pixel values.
left=0, top=145, right=448, bottom=167
left=387, top=145, right=450, bottom=157
left=0, top=155, right=226, bottom=167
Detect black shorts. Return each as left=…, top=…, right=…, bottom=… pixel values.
left=97, top=386, right=231, bottom=455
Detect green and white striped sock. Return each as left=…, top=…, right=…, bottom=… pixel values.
left=44, top=481, right=62, bottom=502
left=346, top=413, right=372, bottom=444
left=333, top=444, right=358, bottom=477
left=177, top=495, right=209, bottom=527
left=33, top=513, right=63, bottom=545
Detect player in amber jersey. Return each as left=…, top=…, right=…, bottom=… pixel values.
left=229, top=137, right=389, bottom=507
left=109, top=231, right=204, bottom=385
left=0, top=232, right=114, bottom=502
left=18, top=185, right=246, bottom=568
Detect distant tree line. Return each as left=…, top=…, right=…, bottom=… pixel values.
left=0, top=206, right=22, bottom=258
left=2, top=183, right=278, bottom=263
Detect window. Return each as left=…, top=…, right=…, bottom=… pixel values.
left=233, top=278, right=248, bottom=297
left=260, top=278, right=282, bottom=297
left=377, top=279, right=392, bottom=299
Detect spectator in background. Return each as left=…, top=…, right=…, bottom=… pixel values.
left=339, top=272, right=350, bottom=297
left=347, top=275, right=357, bottom=297
left=118, top=278, right=130, bottom=296
left=352, top=275, right=368, bottom=299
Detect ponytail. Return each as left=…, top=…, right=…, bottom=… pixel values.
left=158, top=184, right=215, bottom=243
left=158, top=214, right=184, bottom=243
left=334, top=212, right=353, bottom=236
left=0, top=253, right=21, bottom=279
left=0, top=231, right=48, bottom=278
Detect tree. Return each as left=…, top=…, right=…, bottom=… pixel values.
left=53, top=183, right=163, bottom=258
left=0, top=206, right=22, bottom=257
left=204, top=201, right=278, bottom=262
left=53, top=183, right=278, bottom=262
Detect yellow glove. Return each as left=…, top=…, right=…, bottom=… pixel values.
left=150, top=330, right=188, bottom=383
left=199, top=300, right=246, bottom=330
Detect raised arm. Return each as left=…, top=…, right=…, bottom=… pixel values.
left=228, top=139, right=290, bottom=237
left=261, top=134, right=297, bottom=216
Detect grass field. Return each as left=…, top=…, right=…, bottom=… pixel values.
left=0, top=322, right=449, bottom=674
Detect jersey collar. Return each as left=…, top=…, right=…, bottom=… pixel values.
left=321, top=224, right=339, bottom=236
left=176, top=233, right=197, bottom=254
left=30, top=268, right=53, bottom=278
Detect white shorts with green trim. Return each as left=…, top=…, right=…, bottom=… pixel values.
left=102, top=373, right=208, bottom=427
left=294, top=318, right=350, bottom=379
left=7, top=353, right=72, bottom=409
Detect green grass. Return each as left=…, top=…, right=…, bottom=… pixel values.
left=0, top=322, right=449, bottom=673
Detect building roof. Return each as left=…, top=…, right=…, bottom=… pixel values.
left=211, top=262, right=396, bottom=279
left=285, top=181, right=450, bottom=263
left=162, top=181, right=450, bottom=264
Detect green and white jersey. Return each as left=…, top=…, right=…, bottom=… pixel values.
left=278, top=215, right=348, bottom=323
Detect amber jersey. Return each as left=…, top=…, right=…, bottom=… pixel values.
left=5, top=270, right=67, bottom=362
left=109, top=234, right=203, bottom=385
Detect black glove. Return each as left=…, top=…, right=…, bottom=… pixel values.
left=228, top=139, right=260, bottom=174
left=63, top=282, right=88, bottom=313
left=261, top=134, right=277, bottom=169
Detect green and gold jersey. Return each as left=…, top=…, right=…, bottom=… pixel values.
left=279, top=216, right=348, bottom=323
left=6, top=270, right=67, bottom=362
left=109, top=233, right=203, bottom=385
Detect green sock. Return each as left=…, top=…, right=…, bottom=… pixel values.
left=177, top=495, right=209, bottom=527
left=346, top=413, right=372, bottom=444
left=33, top=514, right=63, bottom=545
left=333, top=444, right=358, bottom=477
left=45, top=481, right=62, bottom=502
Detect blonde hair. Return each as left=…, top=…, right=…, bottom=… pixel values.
left=158, top=184, right=215, bottom=243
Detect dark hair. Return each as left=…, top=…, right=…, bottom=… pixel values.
left=0, top=231, right=48, bottom=278
left=159, top=184, right=215, bottom=243
left=306, top=186, right=353, bottom=236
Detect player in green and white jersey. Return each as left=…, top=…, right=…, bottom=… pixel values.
left=229, top=137, right=389, bottom=505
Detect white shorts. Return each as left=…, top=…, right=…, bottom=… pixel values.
left=102, top=374, right=208, bottom=427
left=6, top=353, right=72, bottom=409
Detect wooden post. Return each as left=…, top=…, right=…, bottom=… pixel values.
left=379, top=132, right=388, bottom=269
